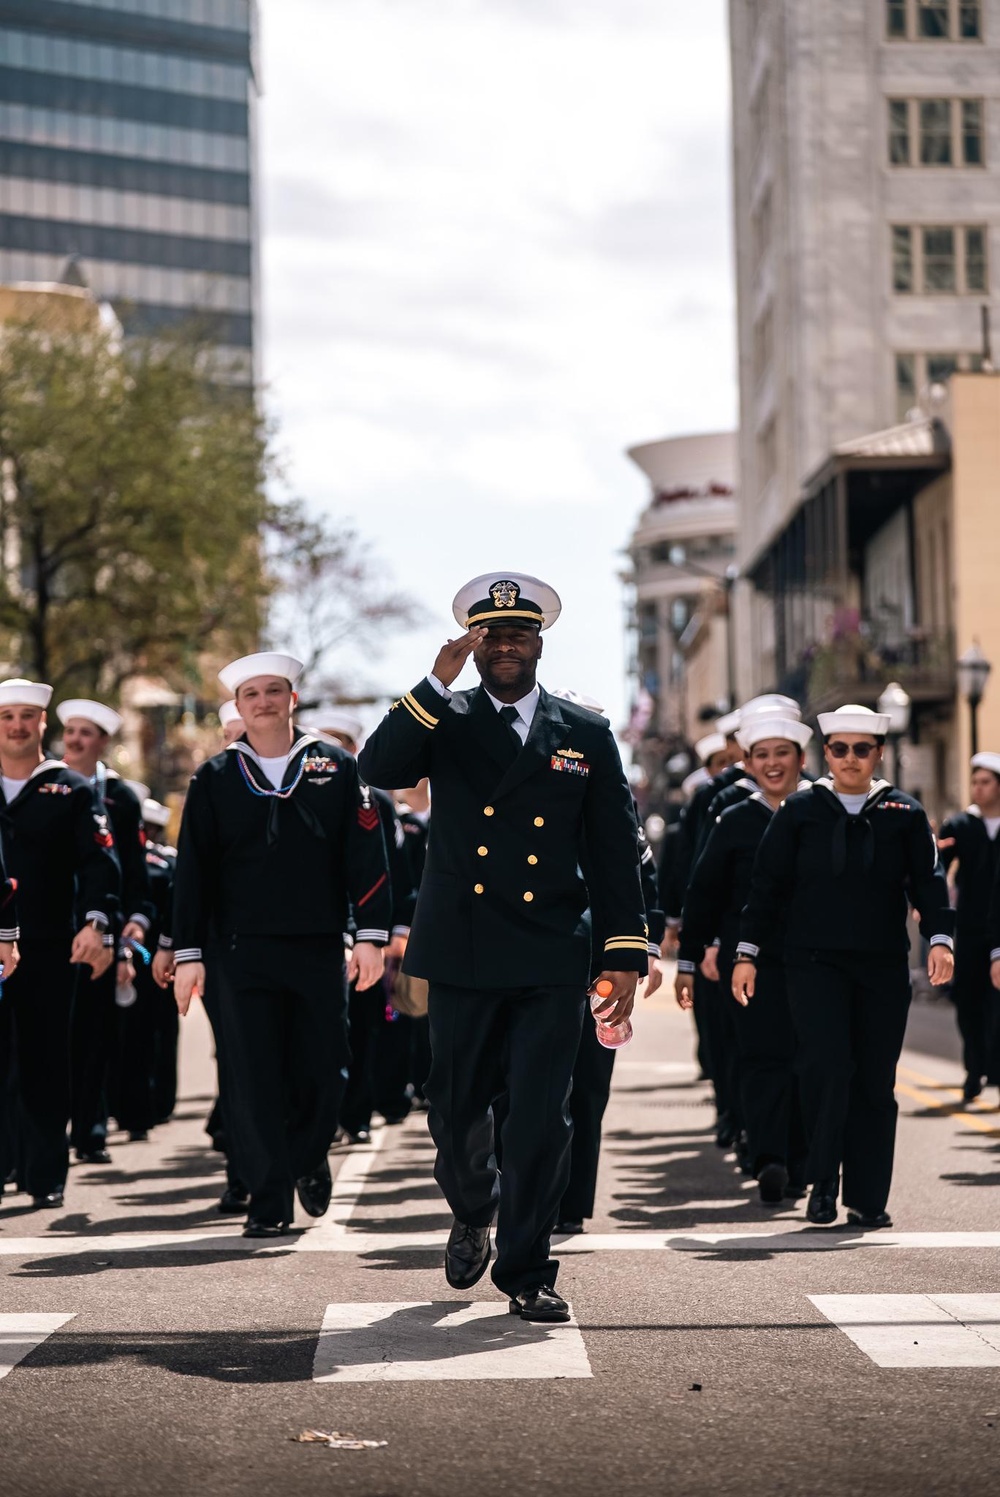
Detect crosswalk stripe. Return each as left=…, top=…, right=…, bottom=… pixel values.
left=312, top=1301, right=592, bottom=1382
left=809, top=1294, right=1000, bottom=1367
left=0, top=1314, right=75, bottom=1380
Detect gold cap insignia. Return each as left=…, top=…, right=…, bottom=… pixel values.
left=490, top=579, right=520, bottom=609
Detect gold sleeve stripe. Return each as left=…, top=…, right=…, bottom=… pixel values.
left=465, top=607, right=545, bottom=627
left=402, top=694, right=438, bottom=730
left=604, top=938, right=650, bottom=951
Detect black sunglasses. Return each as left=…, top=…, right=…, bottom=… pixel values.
left=827, top=740, right=878, bottom=760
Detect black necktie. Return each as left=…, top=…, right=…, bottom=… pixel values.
left=498, top=704, right=523, bottom=756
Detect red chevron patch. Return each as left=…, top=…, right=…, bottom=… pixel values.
left=358, top=808, right=380, bottom=832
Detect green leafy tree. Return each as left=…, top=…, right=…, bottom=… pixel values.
left=0, top=315, right=270, bottom=694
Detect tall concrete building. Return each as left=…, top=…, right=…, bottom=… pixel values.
left=0, top=0, right=259, bottom=380
left=731, top=0, right=999, bottom=694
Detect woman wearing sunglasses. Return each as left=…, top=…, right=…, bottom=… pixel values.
left=732, top=704, right=954, bottom=1229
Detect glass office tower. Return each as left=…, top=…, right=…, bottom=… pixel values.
left=0, top=0, right=259, bottom=381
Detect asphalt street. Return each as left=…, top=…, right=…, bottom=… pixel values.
left=1, top=976, right=998, bottom=1497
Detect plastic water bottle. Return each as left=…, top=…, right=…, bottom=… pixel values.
left=591, top=979, right=632, bottom=1049
left=115, top=979, right=137, bottom=1009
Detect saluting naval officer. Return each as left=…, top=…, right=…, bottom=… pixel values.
left=0, top=679, right=119, bottom=1208
left=57, top=699, right=154, bottom=1163
left=171, top=653, right=392, bottom=1237
left=734, top=703, right=953, bottom=1229
left=358, top=574, right=648, bottom=1322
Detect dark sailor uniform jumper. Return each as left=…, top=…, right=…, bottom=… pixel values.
left=112, top=838, right=178, bottom=1137
left=358, top=676, right=648, bottom=1297
left=738, top=777, right=953, bottom=1216
left=70, top=768, right=155, bottom=1156
left=0, top=761, right=120, bottom=1197
left=172, top=733, right=392, bottom=1224
left=941, top=807, right=1000, bottom=1090
left=679, top=788, right=811, bottom=1181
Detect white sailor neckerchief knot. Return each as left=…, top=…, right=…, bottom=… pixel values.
left=227, top=734, right=328, bottom=847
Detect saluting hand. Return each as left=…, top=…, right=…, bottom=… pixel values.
left=174, top=961, right=205, bottom=1016
left=431, top=627, right=488, bottom=688
left=731, top=960, right=755, bottom=1007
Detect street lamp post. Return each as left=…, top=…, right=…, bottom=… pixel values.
left=877, top=681, right=912, bottom=789
left=956, top=643, right=993, bottom=758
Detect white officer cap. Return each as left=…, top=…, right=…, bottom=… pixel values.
left=971, top=752, right=1000, bottom=776
left=218, top=653, right=304, bottom=694
left=738, top=716, right=813, bottom=753
left=299, top=706, right=364, bottom=742
left=817, top=703, right=890, bottom=737
left=218, top=699, right=243, bottom=728
left=715, top=708, right=741, bottom=737
left=123, top=779, right=151, bottom=803
left=0, top=678, right=53, bottom=709
left=741, top=693, right=802, bottom=722
left=550, top=687, right=605, bottom=714
left=452, top=572, right=561, bottom=632
left=142, top=797, right=171, bottom=829
left=695, top=732, right=728, bottom=764
left=681, top=766, right=711, bottom=798
left=56, top=698, right=122, bottom=736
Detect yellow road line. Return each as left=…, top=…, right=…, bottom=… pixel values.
left=894, top=1078, right=1000, bottom=1137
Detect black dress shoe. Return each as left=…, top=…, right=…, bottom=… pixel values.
left=963, top=1074, right=983, bottom=1103
left=445, top=1219, right=492, bottom=1288
left=715, top=1115, right=737, bottom=1149
left=295, top=1160, right=333, bottom=1218
left=32, top=1191, right=64, bottom=1209
left=242, top=1219, right=291, bottom=1238
left=509, top=1286, right=571, bottom=1323
left=218, top=1185, right=250, bottom=1214
left=846, top=1209, right=893, bottom=1230
left=806, top=1180, right=839, bottom=1225
left=346, top=1129, right=371, bottom=1146
left=784, top=1178, right=808, bottom=1200
left=757, top=1161, right=788, bottom=1205
left=128, top=1130, right=149, bottom=1143
left=76, top=1148, right=112, bottom=1165
left=554, top=1219, right=585, bottom=1235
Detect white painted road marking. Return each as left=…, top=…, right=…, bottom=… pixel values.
left=0, top=1314, right=75, bottom=1379
left=312, top=1301, right=592, bottom=1382
left=809, top=1294, right=1000, bottom=1367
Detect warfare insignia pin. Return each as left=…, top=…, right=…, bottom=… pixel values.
left=556, top=748, right=585, bottom=760
left=490, top=579, right=520, bottom=609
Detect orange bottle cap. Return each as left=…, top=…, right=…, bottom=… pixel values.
left=595, top=979, right=614, bottom=998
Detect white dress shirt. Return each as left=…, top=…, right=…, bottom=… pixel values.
left=426, top=674, right=540, bottom=745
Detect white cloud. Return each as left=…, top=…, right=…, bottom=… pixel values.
left=260, top=0, right=736, bottom=728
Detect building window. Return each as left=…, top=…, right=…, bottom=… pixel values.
left=895, top=350, right=985, bottom=417
left=888, top=98, right=985, bottom=166
left=892, top=226, right=914, bottom=291
left=887, top=0, right=982, bottom=37
left=891, top=224, right=988, bottom=293
left=919, top=99, right=953, bottom=162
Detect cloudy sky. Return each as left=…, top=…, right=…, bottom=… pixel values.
left=260, top=0, right=737, bottom=728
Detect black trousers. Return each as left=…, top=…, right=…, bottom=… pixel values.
left=111, top=967, right=156, bottom=1135
left=340, top=976, right=388, bottom=1134
left=200, top=972, right=245, bottom=1195
left=695, top=972, right=741, bottom=1125
left=426, top=981, right=585, bottom=1297
left=950, top=938, right=1000, bottom=1085
left=786, top=952, right=911, bottom=1216
left=69, top=959, right=117, bottom=1152
left=0, top=940, right=75, bottom=1196
left=214, top=935, right=349, bottom=1223
left=560, top=1015, right=616, bottom=1222
left=723, top=956, right=806, bottom=1178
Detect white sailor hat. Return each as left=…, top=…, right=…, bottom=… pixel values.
left=971, top=752, right=1000, bottom=776
left=299, top=706, right=364, bottom=742
left=738, top=716, right=813, bottom=753
left=218, top=699, right=243, bottom=728
left=715, top=709, right=741, bottom=737
left=681, top=766, right=711, bottom=798
left=551, top=687, right=605, bottom=714
left=817, top=703, right=890, bottom=737
left=56, top=698, right=122, bottom=736
left=0, top=678, right=53, bottom=709
left=218, top=653, right=304, bottom=695
left=452, top=573, right=561, bottom=632
left=141, top=798, right=171, bottom=829
left=123, top=779, right=151, bottom=803
left=741, top=693, right=801, bottom=722
left=695, top=732, right=728, bottom=764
